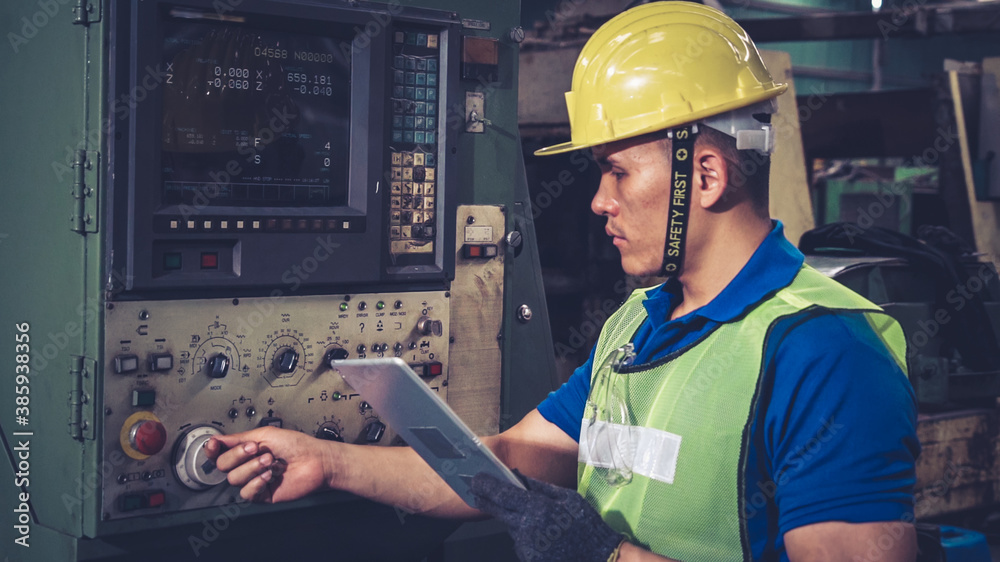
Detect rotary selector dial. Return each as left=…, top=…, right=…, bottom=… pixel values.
left=259, top=330, right=312, bottom=387
left=172, top=425, right=228, bottom=491
left=324, top=345, right=349, bottom=368
left=275, top=349, right=299, bottom=373
left=207, top=354, right=230, bottom=378
left=315, top=420, right=345, bottom=442
left=193, top=337, right=241, bottom=380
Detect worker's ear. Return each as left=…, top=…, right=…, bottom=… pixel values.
left=694, top=145, right=729, bottom=210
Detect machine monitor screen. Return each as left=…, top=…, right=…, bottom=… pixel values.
left=160, top=11, right=352, bottom=208
left=117, top=0, right=456, bottom=290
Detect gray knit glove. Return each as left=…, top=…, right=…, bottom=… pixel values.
left=471, top=471, right=625, bottom=562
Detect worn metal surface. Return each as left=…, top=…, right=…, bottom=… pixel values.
left=915, top=409, right=1000, bottom=518
left=449, top=205, right=505, bottom=436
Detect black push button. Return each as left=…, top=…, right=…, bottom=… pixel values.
left=132, top=389, right=155, bottom=407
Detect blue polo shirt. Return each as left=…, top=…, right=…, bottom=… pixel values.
left=538, top=221, right=919, bottom=560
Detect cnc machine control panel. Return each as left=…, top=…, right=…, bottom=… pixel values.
left=102, top=291, right=449, bottom=518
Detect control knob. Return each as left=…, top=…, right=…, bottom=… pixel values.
left=207, top=354, right=230, bottom=378
left=315, top=423, right=344, bottom=442
left=362, top=420, right=386, bottom=443
left=172, top=425, right=228, bottom=491
left=275, top=349, right=299, bottom=373
left=324, top=347, right=349, bottom=368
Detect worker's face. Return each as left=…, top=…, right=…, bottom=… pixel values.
left=591, top=137, right=673, bottom=277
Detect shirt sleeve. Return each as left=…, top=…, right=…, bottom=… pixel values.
left=763, top=312, right=920, bottom=535
left=537, top=345, right=595, bottom=442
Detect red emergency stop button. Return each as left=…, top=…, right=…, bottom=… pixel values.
left=129, top=420, right=167, bottom=456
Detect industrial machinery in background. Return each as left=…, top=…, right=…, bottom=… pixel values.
left=0, top=0, right=554, bottom=560
left=799, top=59, right=1000, bottom=412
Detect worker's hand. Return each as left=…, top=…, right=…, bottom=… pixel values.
left=471, top=472, right=625, bottom=562
left=205, top=427, right=336, bottom=504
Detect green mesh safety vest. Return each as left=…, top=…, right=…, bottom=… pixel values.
left=577, top=264, right=908, bottom=561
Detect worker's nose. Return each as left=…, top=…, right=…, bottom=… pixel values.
left=591, top=174, right=619, bottom=217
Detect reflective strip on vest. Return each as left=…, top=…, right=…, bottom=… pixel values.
left=577, top=264, right=908, bottom=561
left=579, top=420, right=683, bottom=485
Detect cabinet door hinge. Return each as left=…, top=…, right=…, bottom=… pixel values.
left=72, top=150, right=100, bottom=234
left=69, top=356, right=97, bottom=441
left=73, top=0, right=102, bottom=25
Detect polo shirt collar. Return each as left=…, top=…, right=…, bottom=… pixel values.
left=641, top=220, right=805, bottom=325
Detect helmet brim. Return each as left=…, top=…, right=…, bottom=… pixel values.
left=533, top=83, right=788, bottom=157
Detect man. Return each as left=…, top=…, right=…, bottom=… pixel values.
left=208, top=3, right=919, bottom=560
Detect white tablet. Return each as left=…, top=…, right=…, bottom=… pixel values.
left=331, top=358, right=525, bottom=507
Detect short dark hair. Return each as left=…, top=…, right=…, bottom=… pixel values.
left=695, top=126, right=770, bottom=211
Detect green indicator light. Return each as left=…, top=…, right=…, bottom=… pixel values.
left=377, top=301, right=386, bottom=310
left=332, top=391, right=342, bottom=401
left=340, top=302, right=348, bottom=312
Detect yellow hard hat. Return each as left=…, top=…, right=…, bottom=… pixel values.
left=535, top=1, right=788, bottom=156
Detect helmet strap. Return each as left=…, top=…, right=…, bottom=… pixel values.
left=661, top=125, right=697, bottom=276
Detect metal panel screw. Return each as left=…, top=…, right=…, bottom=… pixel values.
left=517, top=304, right=533, bottom=323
